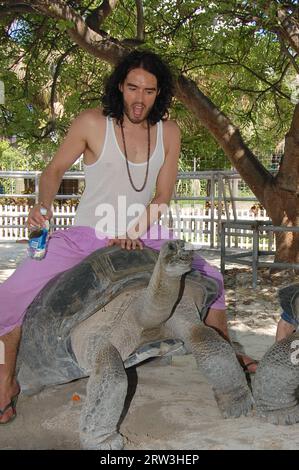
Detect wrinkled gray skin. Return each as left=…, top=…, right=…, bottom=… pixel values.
left=253, top=284, right=299, bottom=425
left=17, top=240, right=252, bottom=450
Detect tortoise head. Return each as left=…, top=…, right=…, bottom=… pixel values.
left=159, top=240, right=193, bottom=277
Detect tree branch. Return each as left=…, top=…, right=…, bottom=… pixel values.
left=278, top=33, right=299, bottom=74
left=50, top=44, right=78, bottom=122
left=183, top=46, right=291, bottom=101
left=14, top=0, right=127, bottom=63
left=85, top=0, right=119, bottom=35
left=276, top=102, right=299, bottom=194
left=0, top=4, right=36, bottom=18
left=277, top=6, right=299, bottom=55
left=135, top=0, right=144, bottom=41
left=175, top=74, right=273, bottom=205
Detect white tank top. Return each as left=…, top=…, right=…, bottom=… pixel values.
left=74, top=116, right=165, bottom=236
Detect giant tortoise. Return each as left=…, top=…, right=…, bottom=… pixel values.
left=253, top=283, right=299, bottom=425
left=17, top=240, right=253, bottom=449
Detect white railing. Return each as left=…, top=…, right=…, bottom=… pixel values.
left=0, top=203, right=271, bottom=249
left=0, top=170, right=274, bottom=249
left=167, top=206, right=271, bottom=249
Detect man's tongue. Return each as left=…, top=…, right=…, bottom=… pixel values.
left=133, top=105, right=143, bottom=119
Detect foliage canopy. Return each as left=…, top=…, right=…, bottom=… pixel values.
left=0, top=1, right=298, bottom=170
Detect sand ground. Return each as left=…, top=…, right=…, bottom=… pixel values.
left=0, top=242, right=298, bottom=450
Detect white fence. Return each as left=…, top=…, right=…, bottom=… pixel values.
left=0, top=204, right=76, bottom=240
left=0, top=169, right=274, bottom=249
left=0, top=203, right=271, bottom=249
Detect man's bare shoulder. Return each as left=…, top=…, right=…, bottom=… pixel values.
left=74, top=108, right=106, bottom=127
left=162, top=119, right=181, bottom=138
left=162, top=120, right=181, bottom=156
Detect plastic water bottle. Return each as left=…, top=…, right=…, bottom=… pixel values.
left=27, top=207, right=50, bottom=260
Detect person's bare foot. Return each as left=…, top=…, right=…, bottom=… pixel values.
left=275, top=318, right=296, bottom=342
left=0, top=379, right=20, bottom=424
left=236, top=353, right=258, bottom=374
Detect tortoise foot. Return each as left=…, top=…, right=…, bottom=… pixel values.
left=257, top=404, right=299, bottom=425
left=80, top=431, right=124, bottom=450
left=214, top=387, right=254, bottom=419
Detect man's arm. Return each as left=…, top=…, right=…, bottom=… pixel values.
left=28, top=110, right=93, bottom=227
left=109, top=120, right=181, bottom=248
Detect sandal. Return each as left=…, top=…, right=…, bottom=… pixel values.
left=0, top=389, right=20, bottom=426
left=241, top=360, right=259, bottom=374
left=236, top=354, right=259, bottom=375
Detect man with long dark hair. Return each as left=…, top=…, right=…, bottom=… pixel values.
left=0, top=50, right=256, bottom=425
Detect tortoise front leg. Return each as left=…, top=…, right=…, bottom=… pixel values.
left=181, top=322, right=253, bottom=418
left=253, top=333, right=299, bottom=425
left=78, top=340, right=127, bottom=450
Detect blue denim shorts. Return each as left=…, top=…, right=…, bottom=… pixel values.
left=281, top=311, right=299, bottom=327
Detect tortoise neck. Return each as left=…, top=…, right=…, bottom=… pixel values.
left=138, top=258, right=182, bottom=329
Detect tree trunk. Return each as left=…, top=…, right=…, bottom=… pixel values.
left=265, top=103, right=299, bottom=265
left=264, top=184, right=299, bottom=265
left=176, top=76, right=299, bottom=266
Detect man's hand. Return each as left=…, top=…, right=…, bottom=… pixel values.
left=107, top=236, right=144, bottom=250
left=27, top=204, right=53, bottom=228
